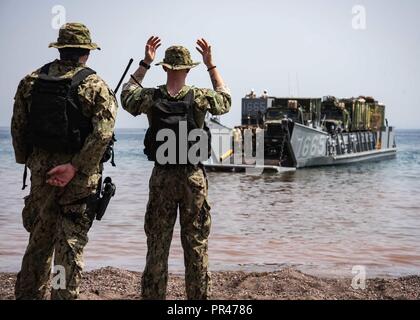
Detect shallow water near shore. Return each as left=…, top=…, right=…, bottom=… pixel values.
left=0, top=128, right=419, bottom=278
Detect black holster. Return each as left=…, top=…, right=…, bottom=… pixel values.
left=87, top=176, right=116, bottom=221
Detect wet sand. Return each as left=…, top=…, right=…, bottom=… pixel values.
left=1, top=267, right=419, bottom=300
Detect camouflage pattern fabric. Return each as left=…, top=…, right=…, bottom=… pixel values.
left=121, top=84, right=231, bottom=124
left=49, top=22, right=100, bottom=50
left=121, top=81, right=231, bottom=300
left=11, top=59, right=117, bottom=299
left=155, top=46, right=200, bottom=70
left=15, top=182, right=95, bottom=300
left=142, top=165, right=211, bottom=300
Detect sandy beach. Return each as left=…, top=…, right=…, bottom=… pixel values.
left=1, top=267, right=419, bottom=300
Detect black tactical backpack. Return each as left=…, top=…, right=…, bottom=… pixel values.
left=144, top=88, right=211, bottom=165
left=27, top=62, right=95, bottom=154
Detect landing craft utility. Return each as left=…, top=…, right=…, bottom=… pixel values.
left=205, top=95, right=397, bottom=172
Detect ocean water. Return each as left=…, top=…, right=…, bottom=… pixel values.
left=0, top=128, right=419, bottom=277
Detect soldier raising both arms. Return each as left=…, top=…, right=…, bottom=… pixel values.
left=11, top=23, right=118, bottom=300
left=121, top=37, right=231, bottom=300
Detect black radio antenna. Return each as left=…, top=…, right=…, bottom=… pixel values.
left=114, top=58, right=134, bottom=94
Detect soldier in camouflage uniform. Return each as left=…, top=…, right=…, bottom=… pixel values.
left=11, top=23, right=117, bottom=300
left=121, top=37, right=231, bottom=300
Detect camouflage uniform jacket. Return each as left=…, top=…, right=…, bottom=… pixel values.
left=11, top=59, right=118, bottom=203
left=120, top=83, right=231, bottom=126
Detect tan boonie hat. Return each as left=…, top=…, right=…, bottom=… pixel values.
left=49, top=22, right=100, bottom=50
left=155, top=46, right=199, bottom=70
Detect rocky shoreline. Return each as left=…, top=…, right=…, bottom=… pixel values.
left=1, top=267, right=419, bottom=300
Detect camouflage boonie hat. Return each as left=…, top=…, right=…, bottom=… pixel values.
left=49, top=23, right=100, bottom=50
left=155, top=46, right=199, bottom=70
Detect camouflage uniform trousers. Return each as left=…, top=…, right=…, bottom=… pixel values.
left=14, top=177, right=95, bottom=300
left=141, top=165, right=212, bottom=300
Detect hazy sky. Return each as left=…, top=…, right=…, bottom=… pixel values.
left=1, top=0, right=419, bottom=129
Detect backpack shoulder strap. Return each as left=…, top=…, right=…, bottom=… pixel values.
left=152, top=87, right=164, bottom=101
left=185, top=89, right=200, bottom=128
left=71, top=67, right=96, bottom=89
left=68, top=67, right=97, bottom=107
left=184, top=88, right=195, bottom=105
left=40, top=62, right=53, bottom=75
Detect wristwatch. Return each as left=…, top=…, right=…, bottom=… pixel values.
left=139, top=60, right=151, bottom=69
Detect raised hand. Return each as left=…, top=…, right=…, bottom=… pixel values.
left=196, top=38, right=214, bottom=68
left=144, top=36, right=161, bottom=65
